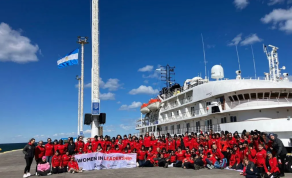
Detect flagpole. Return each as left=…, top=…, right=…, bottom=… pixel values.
left=77, top=37, right=89, bottom=136
left=76, top=75, right=81, bottom=136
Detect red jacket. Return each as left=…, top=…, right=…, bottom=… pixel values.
left=87, top=149, right=94, bottom=153
left=169, top=155, right=177, bottom=163
left=144, top=136, right=151, bottom=147
left=183, top=157, right=194, bottom=164
left=244, top=149, right=256, bottom=164
left=44, top=143, right=54, bottom=156
left=53, top=144, right=59, bottom=153
left=91, top=140, right=99, bottom=151
left=150, top=140, right=157, bottom=151
left=229, top=153, right=241, bottom=167
left=212, top=149, right=224, bottom=160
left=116, top=143, right=124, bottom=151
left=52, top=155, right=62, bottom=167
left=175, top=150, right=186, bottom=161
left=68, top=161, right=79, bottom=170
left=187, top=140, right=194, bottom=150
left=264, top=157, right=280, bottom=173
left=134, top=142, right=142, bottom=151
left=167, top=140, right=175, bottom=151
left=159, top=141, right=167, bottom=150
left=56, top=144, right=67, bottom=155
left=207, top=155, right=217, bottom=164
left=83, top=142, right=92, bottom=153
left=183, top=136, right=189, bottom=147
left=256, top=149, right=267, bottom=167
left=147, top=150, right=154, bottom=158
left=137, top=150, right=147, bottom=160
left=35, top=145, right=45, bottom=159
left=203, top=149, right=212, bottom=156
left=185, top=152, right=191, bottom=158
left=61, top=154, right=71, bottom=167
left=219, top=140, right=229, bottom=152
left=75, top=141, right=85, bottom=152
left=163, top=153, right=170, bottom=159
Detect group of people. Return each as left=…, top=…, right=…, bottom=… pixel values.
left=23, top=129, right=287, bottom=178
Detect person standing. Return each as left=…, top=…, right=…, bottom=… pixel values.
left=67, top=139, right=76, bottom=155
left=23, top=138, right=36, bottom=178
left=269, top=133, right=287, bottom=177
left=44, top=138, right=54, bottom=165
left=34, top=140, right=45, bottom=176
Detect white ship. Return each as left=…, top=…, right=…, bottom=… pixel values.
left=135, top=45, right=292, bottom=147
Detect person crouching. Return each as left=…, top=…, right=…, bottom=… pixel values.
left=68, top=156, right=83, bottom=174
left=37, top=156, right=51, bottom=176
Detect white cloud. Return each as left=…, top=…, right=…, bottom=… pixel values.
left=52, top=132, right=75, bottom=137
left=119, top=101, right=142, bottom=110
left=103, top=125, right=116, bottom=133
left=234, top=0, right=249, bottom=9
left=129, top=85, right=159, bottom=95
left=120, top=124, right=135, bottom=131
left=268, top=0, right=285, bottom=6
left=240, top=34, right=263, bottom=45
left=83, top=130, right=91, bottom=134
left=100, top=92, right=115, bottom=100
left=0, top=22, right=39, bottom=63
left=261, top=7, right=292, bottom=33
left=76, top=78, right=121, bottom=91
left=144, top=80, right=149, bottom=84
left=228, top=33, right=242, bottom=46
left=117, top=101, right=121, bottom=104
left=138, top=65, right=153, bottom=72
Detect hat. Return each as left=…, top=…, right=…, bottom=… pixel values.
left=42, top=156, right=46, bottom=159
left=267, top=151, right=272, bottom=155
left=269, top=133, right=275, bottom=137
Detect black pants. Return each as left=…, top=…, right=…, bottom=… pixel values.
left=168, top=150, right=173, bottom=153
left=24, top=157, right=33, bottom=174
left=158, top=161, right=166, bottom=167
left=52, top=167, right=63, bottom=174
left=231, top=163, right=243, bottom=170
left=257, top=166, right=265, bottom=175
left=183, top=162, right=194, bottom=169
left=264, top=172, right=280, bottom=178
left=141, top=160, right=154, bottom=167
left=37, top=170, right=50, bottom=176
left=278, top=155, right=286, bottom=176
left=62, top=167, right=68, bottom=172
left=35, top=158, right=42, bottom=173
left=173, top=161, right=182, bottom=167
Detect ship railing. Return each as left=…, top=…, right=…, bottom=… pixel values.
left=227, top=98, right=291, bottom=109
left=159, top=110, right=209, bottom=124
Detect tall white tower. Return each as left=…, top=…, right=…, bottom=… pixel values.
left=91, top=0, right=100, bottom=137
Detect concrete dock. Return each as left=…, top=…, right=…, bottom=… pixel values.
left=1, top=150, right=292, bottom=178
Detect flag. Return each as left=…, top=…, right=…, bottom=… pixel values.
left=57, top=49, right=79, bottom=68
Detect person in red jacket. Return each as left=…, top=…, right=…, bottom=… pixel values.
left=77, top=147, right=84, bottom=155
left=53, top=139, right=59, bottom=154
left=92, top=136, right=98, bottom=151
left=61, top=151, right=71, bottom=172
left=264, top=151, right=280, bottom=178
left=134, top=138, right=142, bottom=151
left=111, top=145, right=122, bottom=153
left=83, top=138, right=91, bottom=153
left=105, top=145, right=111, bottom=154
left=228, top=148, right=242, bottom=170
left=56, top=139, right=67, bottom=155
left=75, top=136, right=85, bottom=153
left=256, top=143, right=267, bottom=176
left=150, top=136, right=157, bottom=152
left=116, top=139, right=124, bottom=151
left=35, top=140, right=45, bottom=176
left=86, top=145, right=94, bottom=153
left=137, top=145, right=147, bottom=167
left=51, top=151, right=62, bottom=174
left=183, top=156, right=195, bottom=169
left=244, top=143, right=256, bottom=164
left=167, top=137, right=175, bottom=153
left=183, top=132, right=189, bottom=149
left=164, top=150, right=177, bottom=168
left=143, top=133, right=151, bottom=150
left=68, top=157, right=83, bottom=173
left=122, top=135, right=129, bottom=146
left=45, top=138, right=54, bottom=165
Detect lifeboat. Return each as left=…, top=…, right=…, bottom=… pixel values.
left=147, top=99, right=161, bottom=111
left=140, top=103, right=150, bottom=114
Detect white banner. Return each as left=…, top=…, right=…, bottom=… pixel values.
left=74, top=153, right=137, bottom=170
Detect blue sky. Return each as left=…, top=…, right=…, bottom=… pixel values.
left=1, top=0, right=292, bottom=143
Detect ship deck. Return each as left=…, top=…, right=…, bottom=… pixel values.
left=1, top=150, right=291, bottom=178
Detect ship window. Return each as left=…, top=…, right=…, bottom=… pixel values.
left=264, top=92, right=270, bottom=99
left=174, top=100, right=177, bottom=106
left=212, top=106, right=220, bottom=113
left=221, top=117, right=227, bottom=123
left=250, top=93, right=257, bottom=100
left=165, top=126, right=168, bottom=131
left=244, top=94, right=250, bottom=100
left=232, top=95, right=238, bottom=101
left=171, top=125, right=174, bottom=134
left=206, top=102, right=211, bottom=106
left=228, top=96, right=234, bottom=102
left=176, top=111, right=179, bottom=115
left=238, top=94, right=244, bottom=100
left=230, top=116, right=237, bottom=122
left=270, top=92, right=279, bottom=99
left=196, top=121, right=200, bottom=128
left=279, top=93, right=288, bottom=99
left=258, top=93, right=263, bottom=99
left=288, top=93, right=292, bottom=98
